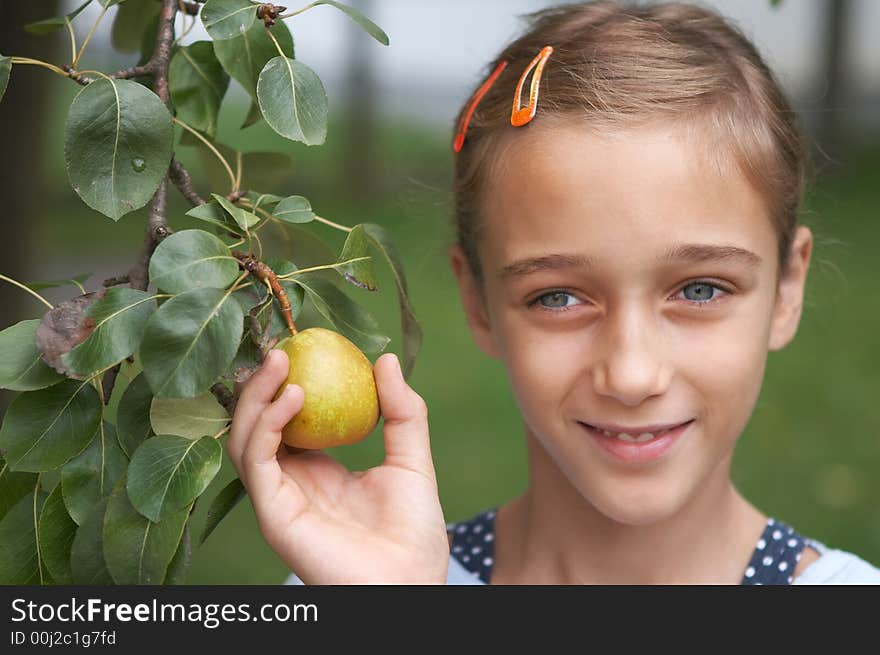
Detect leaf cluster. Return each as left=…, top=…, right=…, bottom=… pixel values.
left=0, top=0, right=417, bottom=585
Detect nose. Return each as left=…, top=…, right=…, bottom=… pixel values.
left=591, top=305, right=672, bottom=407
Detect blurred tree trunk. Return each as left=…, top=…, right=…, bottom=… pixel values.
left=818, top=0, right=851, bottom=154
left=343, top=0, right=377, bottom=205
left=0, top=2, right=60, bottom=417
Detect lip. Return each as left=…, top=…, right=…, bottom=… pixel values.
left=582, top=420, right=691, bottom=435
left=579, top=419, right=694, bottom=464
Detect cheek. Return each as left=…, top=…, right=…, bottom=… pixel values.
left=497, top=322, right=586, bottom=425
left=673, top=303, right=772, bottom=422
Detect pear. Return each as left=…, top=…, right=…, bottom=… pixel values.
left=271, top=327, right=380, bottom=449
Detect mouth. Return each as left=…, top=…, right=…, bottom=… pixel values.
left=578, top=420, right=694, bottom=441
left=578, top=419, right=695, bottom=463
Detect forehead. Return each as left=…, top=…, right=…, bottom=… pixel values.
left=479, top=122, right=776, bottom=275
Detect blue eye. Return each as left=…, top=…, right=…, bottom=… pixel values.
left=677, top=281, right=727, bottom=306
left=530, top=291, right=582, bottom=312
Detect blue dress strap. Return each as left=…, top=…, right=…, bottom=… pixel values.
left=447, top=507, right=498, bottom=584
left=740, top=517, right=811, bottom=585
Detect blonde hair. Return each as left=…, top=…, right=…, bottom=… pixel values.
left=453, top=1, right=810, bottom=283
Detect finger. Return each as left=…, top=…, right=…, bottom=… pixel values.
left=242, top=382, right=306, bottom=504
left=227, top=348, right=289, bottom=471
left=374, top=353, right=436, bottom=481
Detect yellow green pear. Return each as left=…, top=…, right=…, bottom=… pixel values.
left=271, top=327, right=380, bottom=449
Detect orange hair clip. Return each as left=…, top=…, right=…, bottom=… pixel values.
left=510, top=45, right=554, bottom=127
left=453, top=60, right=508, bottom=153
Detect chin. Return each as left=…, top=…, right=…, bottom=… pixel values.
left=578, top=478, right=689, bottom=527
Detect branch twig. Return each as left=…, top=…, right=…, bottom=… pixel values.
left=102, top=274, right=130, bottom=287
left=102, top=0, right=180, bottom=407
left=169, top=158, right=206, bottom=206
left=211, top=383, right=238, bottom=417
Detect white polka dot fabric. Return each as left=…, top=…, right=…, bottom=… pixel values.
left=447, top=511, right=820, bottom=584
left=740, top=517, right=821, bottom=584
left=447, top=510, right=497, bottom=583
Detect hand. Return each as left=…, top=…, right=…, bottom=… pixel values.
left=227, top=349, right=450, bottom=584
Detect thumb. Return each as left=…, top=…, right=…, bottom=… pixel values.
left=374, top=353, right=435, bottom=481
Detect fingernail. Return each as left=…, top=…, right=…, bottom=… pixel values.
left=283, top=384, right=300, bottom=398
left=393, top=354, right=402, bottom=377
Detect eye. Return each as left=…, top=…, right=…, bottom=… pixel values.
left=674, top=281, right=730, bottom=307
left=529, top=291, right=584, bottom=312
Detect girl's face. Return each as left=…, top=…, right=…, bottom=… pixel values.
left=450, top=122, right=812, bottom=526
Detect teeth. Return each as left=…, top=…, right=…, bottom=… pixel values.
left=593, top=426, right=678, bottom=441
left=616, top=432, right=655, bottom=442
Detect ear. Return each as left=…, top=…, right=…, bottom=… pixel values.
left=449, top=243, right=501, bottom=359
left=768, top=225, right=813, bottom=352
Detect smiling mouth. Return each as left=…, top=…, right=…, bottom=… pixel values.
left=577, top=420, right=695, bottom=443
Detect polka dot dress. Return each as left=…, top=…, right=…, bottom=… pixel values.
left=447, top=510, right=820, bottom=585
left=447, top=509, right=497, bottom=583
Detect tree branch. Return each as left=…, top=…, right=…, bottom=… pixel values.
left=129, top=181, right=172, bottom=292
left=102, top=274, right=130, bottom=287
left=99, top=1, right=181, bottom=407
left=111, top=64, right=155, bottom=79
left=151, top=0, right=177, bottom=105
left=211, top=382, right=238, bottom=416
left=169, top=158, right=206, bottom=206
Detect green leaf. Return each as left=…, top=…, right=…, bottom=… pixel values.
left=150, top=394, right=229, bottom=439
left=242, top=99, right=262, bottom=128
left=199, top=477, right=245, bottom=545
left=112, top=0, right=161, bottom=53
left=140, top=287, right=244, bottom=398
left=361, top=223, right=422, bottom=379
left=134, top=9, right=161, bottom=72
left=165, top=521, right=191, bottom=584
left=186, top=202, right=245, bottom=236
left=0, top=456, right=37, bottom=522
left=24, top=1, right=93, bottom=35
left=169, top=42, right=229, bottom=138
left=292, top=273, right=390, bottom=354
left=202, top=0, right=258, bottom=40
left=23, top=272, right=91, bottom=293
left=308, top=0, right=389, bottom=45
left=212, top=194, right=260, bottom=232
left=257, top=56, right=328, bottom=145
left=116, top=372, right=154, bottom=457
left=103, top=476, right=190, bottom=584
left=61, top=421, right=127, bottom=526
left=213, top=18, right=293, bottom=114
left=65, top=78, right=174, bottom=220
left=0, top=319, right=65, bottom=391
left=127, top=435, right=221, bottom=522
left=70, top=499, right=112, bottom=584
left=60, top=288, right=157, bottom=378
left=247, top=192, right=283, bottom=213
left=0, top=491, right=47, bottom=584
left=337, top=224, right=378, bottom=291
left=0, top=379, right=103, bottom=472
left=0, top=55, right=11, bottom=104
left=273, top=195, right=315, bottom=224
left=38, top=484, right=78, bottom=584
left=149, top=229, right=240, bottom=295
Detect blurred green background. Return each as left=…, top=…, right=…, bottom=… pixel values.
left=1, top=1, right=879, bottom=583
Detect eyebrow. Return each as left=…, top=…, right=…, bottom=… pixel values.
left=499, top=243, right=762, bottom=280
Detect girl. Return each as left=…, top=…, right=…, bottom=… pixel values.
left=226, top=1, right=880, bottom=584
